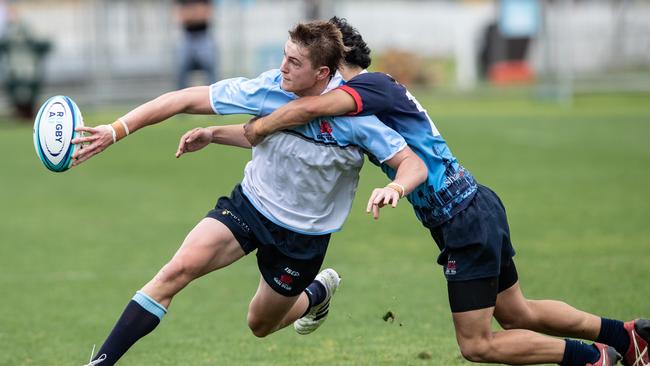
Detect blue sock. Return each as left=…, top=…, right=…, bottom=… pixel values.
left=596, top=318, right=629, bottom=356
left=302, top=281, right=326, bottom=316
left=92, top=291, right=167, bottom=365
left=560, top=339, right=600, bottom=366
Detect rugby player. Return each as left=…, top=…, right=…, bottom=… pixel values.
left=72, top=21, right=427, bottom=365
left=242, top=16, right=649, bottom=366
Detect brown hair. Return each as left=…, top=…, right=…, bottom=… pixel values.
left=288, top=21, right=346, bottom=78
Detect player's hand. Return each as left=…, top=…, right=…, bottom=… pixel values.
left=71, top=125, right=114, bottom=166
left=243, top=117, right=265, bottom=146
left=366, top=187, right=400, bottom=220
left=176, top=127, right=212, bottom=158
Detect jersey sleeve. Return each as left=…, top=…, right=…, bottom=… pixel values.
left=337, top=73, right=395, bottom=116
left=209, top=69, right=294, bottom=116
left=338, top=114, right=407, bottom=163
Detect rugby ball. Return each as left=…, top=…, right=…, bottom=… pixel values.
left=33, top=95, right=84, bottom=172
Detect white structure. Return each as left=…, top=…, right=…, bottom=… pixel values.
left=5, top=0, right=650, bottom=105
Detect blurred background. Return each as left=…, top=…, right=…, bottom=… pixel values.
left=0, top=0, right=649, bottom=119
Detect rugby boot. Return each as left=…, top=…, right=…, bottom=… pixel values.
left=623, top=319, right=650, bottom=366
left=294, top=268, right=340, bottom=335
left=588, top=343, right=621, bottom=366
left=82, top=345, right=107, bottom=366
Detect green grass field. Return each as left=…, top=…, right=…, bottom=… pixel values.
left=1, top=92, right=649, bottom=365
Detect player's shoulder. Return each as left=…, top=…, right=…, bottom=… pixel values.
left=345, top=72, right=400, bottom=96
left=258, top=68, right=282, bottom=82
left=246, top=69, right=281, bottom=89
left=348, top=71, right=394, bottom=85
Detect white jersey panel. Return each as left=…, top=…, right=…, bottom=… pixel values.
left=241, top=132, right=364, bottom=235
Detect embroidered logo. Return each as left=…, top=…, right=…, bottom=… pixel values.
left=221, top=209, right=250, bottom=233
left=280, top=274, right=293, bottom=284
left=445, top=259, right=457, bottom=276
left=273, top=267, right=300, bottom=292
left=317, top=120, right=336, bottom=143
left=273, top=275, right=293, bottom=291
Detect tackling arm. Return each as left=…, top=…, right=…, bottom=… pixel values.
left=244, top=88, right=357, bottom=145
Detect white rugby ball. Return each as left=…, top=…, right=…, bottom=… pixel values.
left=33, top=95, right=84, bottom=172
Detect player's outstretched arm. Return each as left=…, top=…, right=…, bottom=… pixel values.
left=243, top=88, right=356, bottom=145
left=71, top=86, right=213, bottom=166
left=176, top=124, right=251, bottom=158
left=366, top=146, right=427, bottom=220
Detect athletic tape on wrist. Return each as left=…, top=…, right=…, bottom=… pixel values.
left=111, top=120, right=127, bottom=141
left=108, top=125, right=117, bottom=144
left=118, top=117, right=130, bottom=136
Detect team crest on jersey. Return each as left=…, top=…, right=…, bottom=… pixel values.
left=317, top=120, right=337, bottom=143
left=445, top=259, right=457, bottom=276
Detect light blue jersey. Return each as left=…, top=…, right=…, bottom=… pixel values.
left=209, top=70, right=407, bottom=234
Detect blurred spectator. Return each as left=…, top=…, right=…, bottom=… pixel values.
left=174, top=0, right=217, bottom=89
left=305, top=0, right=323, bottom=20
left=0, top=3, right=50, bottom=119
left=0, top=0, right=7, bottom=38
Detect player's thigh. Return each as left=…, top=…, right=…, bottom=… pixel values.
left=494, top=281, right=532, bottom=328
left=170, top=217, right=246, bottom=277
left=452, top=306, right=495, bottom=343
left=248, top=275, right=301, bottom=321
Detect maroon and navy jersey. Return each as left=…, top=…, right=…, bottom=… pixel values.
left=338, top=72, right=477, bottom=227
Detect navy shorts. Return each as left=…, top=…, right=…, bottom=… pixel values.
left=206, top=185, right=330, bottom=297
left=430, top=184, right=516, bottom=283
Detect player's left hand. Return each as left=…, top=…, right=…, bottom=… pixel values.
left=366, top=187, right=400, bottom=220
left=176, top=127, right=212, bottom=158
left=243, top=117, right=265, bottom=146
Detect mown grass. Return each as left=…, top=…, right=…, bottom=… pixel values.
left=0, top=92, right=648, bottom=365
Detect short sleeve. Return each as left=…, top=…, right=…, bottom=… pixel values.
left=337, top=114, right=407, bottom=163
left=209, top=69, right=294, bottom=116
left=337, top=73, right=395, bottom=116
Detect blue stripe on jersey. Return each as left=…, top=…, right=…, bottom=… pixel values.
left=133, top=291, right=167, bottom=320
left=340, top=72, right=477, bottom=227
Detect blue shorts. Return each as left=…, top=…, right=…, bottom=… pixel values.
left=206, top=185, right=330, bottom=296
left=430, top=184, right=516, bottom=282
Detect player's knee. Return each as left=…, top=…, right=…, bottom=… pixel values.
left=498, top=311, right=531, bottom=330
left=458, top=338, right=492, bottom=363
left=496, top=301, right=537, bottom=330
left=246, top=312, right=272, bottom=338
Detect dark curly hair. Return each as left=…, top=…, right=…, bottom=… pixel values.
left=329, top=16, right=372, bottom=69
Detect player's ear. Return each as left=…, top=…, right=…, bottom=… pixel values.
left=316, top=66, right=331, bottom=81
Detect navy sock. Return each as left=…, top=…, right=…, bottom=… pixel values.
left=92, top=291, right=167, bottom=365
left=560, top=339, right=600, bottom=366
left=302, top=281, right=326, bottom=316
left=596, top=318, right=629, bottom=356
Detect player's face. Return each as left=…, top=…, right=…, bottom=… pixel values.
left=280, top=40, right=325, bottom=96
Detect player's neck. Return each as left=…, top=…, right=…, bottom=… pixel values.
left=296, top=78, right=329, bottom=97
left=339, top=64, right=364, bottom=81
